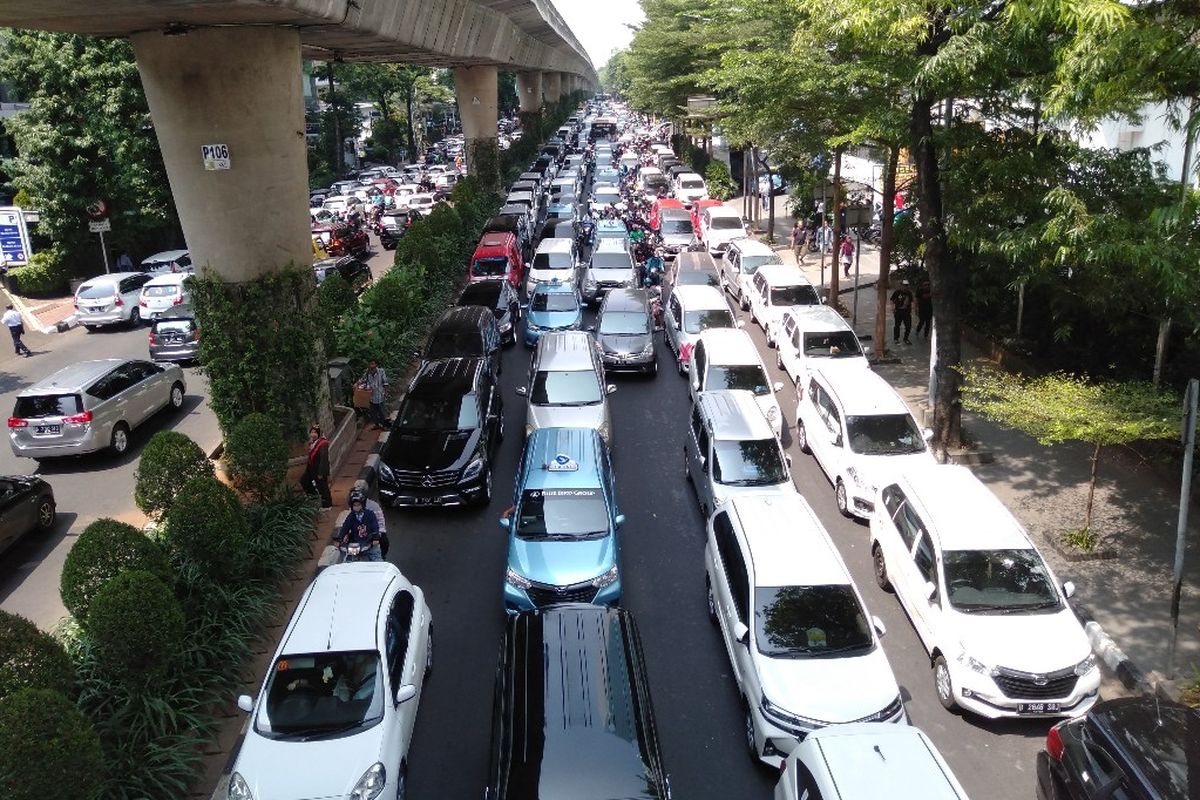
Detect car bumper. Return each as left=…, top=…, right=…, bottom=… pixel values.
left=76, top=310, right=128, bottom=325
left=950, top=666, right=1101, bottom=720
left=503, top=580, right=621, bottom=615
left=601, top=350, right=656, bottom=372
left=378, top=476, right=487, bottom=508
left=749, top=701, right=907, bottom=769
left=149, top=344, right=199, bottom=362
left=10, top=429, right=105, bottom=459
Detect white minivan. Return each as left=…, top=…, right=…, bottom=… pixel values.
left=526, top=238, right=579, bottom=295
left=776, top=305, right=869, bottom=386
left=746, top=264, right=821, bottom=346
left=138, top=272, right=193, bottom=321
left=720, top=239, right=782, bottom=310
left=688, top=328, right=784, bottom=438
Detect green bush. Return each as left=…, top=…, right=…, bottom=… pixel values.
left=224, top=412, right=290, bottom=500
left=133, top=430, right=214, bottom=517
left=87, top=570, right=185, bottom=685
left=59, top=518, right=172, bottom=624
left=162, top=476, right=250, bottom=582
left=704, top=160, right=738, bottom=201
left=7, top=249, right=67, bottom=296
left=0, top=688, right=103, bottom=800
left=0, top=610, right=74, bottom=701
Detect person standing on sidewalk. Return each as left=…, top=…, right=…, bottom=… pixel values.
left=2, top=305, right=32, bottom=358
left=302, top=424, right=333, bottom=511
left=840, top=235, right=854, bottom=278
left=790, top=221, right=806, bottom=262
left=359, top=360, right=389, bottom=430
left=915, top=279, right=933, bottom=339
left=891, top=280, right=915, bottom=345
left=114, top=250, right=134, bottom=271
left=816, top=219, right=833, bottom=255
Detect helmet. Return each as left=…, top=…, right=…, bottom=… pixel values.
left=348, top=489, right=367, bottom=507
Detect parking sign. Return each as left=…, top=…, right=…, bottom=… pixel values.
left=0, top=207, right=33, bottom=266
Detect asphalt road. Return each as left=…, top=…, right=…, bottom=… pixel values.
left=387, top=291, right=1052, bottom=799
left=0, top=317, right=218, bottom=628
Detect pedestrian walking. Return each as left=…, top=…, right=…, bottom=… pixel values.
left=2, top=305, right=31, bottom=358
left=891, top=280, right=915, bottom=345
left=359, top=360, right=389, bottom=430
left=114, top=250, right=134, bottom=271
left=915, top=279, right=933, bottom=339
left=302, top=424, right=333, bottom=511
left=840, top=236, right=854, bottom=278
left=816, top=220, right=833, bottom=254
left=790, top=221, right=807, bottom=262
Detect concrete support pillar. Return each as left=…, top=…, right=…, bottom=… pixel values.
left=454, top=65, right=500, bottom=193
left=517, top=70, right=543, bottom=138
left=131, top=27, right=310, bottom=281
left=542, top=70, right=562, bottom=106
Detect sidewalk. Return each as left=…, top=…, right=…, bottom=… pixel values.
left=732, top=192, right=1200, bottom=697
left=2, top=285, right=77, bottom=334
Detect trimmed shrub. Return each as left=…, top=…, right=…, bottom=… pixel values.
left=0, top=688, right=103, bottom=800
left=224, top=412, right=290, bottom=500
left=7, top=249, right=67, bottom=296
left=59, top=518, right=172, bottom=624
left=162, top=476, right=250, bottom=581
left=87, top=570, right=185, bottom=685
left=133, top=430, right=214, bottom=517
left=0, top=610, right=74, bottom=701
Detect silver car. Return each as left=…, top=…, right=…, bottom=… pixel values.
left=515, top=331, right=615, bottom=446
left=74, top=272, right=153, bottom=329
left=9, top=359, right=187, bottom=459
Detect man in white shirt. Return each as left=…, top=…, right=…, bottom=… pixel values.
left=1, top=305, right=31, bottom=357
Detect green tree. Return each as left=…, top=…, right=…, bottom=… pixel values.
left=59, top=518, right=172, bottom=625
left=0, top=688, right=104, bottom=800
left=0, top=611, right=74, bottom=702
left=599, top=50, right=632, bottom=96
left=86, top=570, right=185, bottom=686
left=133, top=431, right=214, bottom=518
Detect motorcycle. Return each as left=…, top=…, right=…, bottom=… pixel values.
left=338, top=539, right=378, bottom=563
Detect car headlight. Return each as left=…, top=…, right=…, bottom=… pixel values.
left=759, top=693, right=822, bottom=733
left=527, top=321, right=542, bottom=332
left=591, top=565, right=619, bottom=588
left=598, top=419, right=610, bottom=441
left=461, top=457, right=484, bottom=482
left=350, top=762, right=386, bottom=800
left=506, top=567, right=532, bottom=589
left=376, top=460, right=395, bottom=483
left=1075, top=654, right=1097, bottom=676
left=766, top=405, right=780, bottom=423
left=228, top=772, right=254, bottom=800
left=641, top=340, right=655, bottom=355
left=499, top=319, right=512, bottom=332
left=957, top=650, right=998, bottom=677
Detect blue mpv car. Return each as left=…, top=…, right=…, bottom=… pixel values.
left=524, top=281, right=583, bottom=347
left=501, top=427, right=623, bottom=613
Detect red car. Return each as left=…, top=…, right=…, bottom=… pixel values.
left=650, top=197, right=686, bottom=231
left=468, top=232, right=525, bottom=288
left=690, top=198, right=724, bottom=233
left=311, top=222, right=369, bottom=258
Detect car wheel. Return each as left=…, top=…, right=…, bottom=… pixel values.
left=475, top=467, right=492, bottom=507
left=740, top=297, right=750, bottom=312
left=36, top=497, right=56, bottom=531
left=873, top=544, right=892, bottom=591
left=395, top=761, right=408, bottom=800
left=129, top=307, right=141, bottom=326
left=835, top=478, right=851, bottom=517
left=169, top=382, right=185, bottom=410
left=796, top=421, right=810, bottom=454
left=110, top=423, right=130, bottom=456
left=934, top=655, right=958, bottom=711
left=83, top=325, right=97, bottom=333
left=744, top=704, right=758, bottom=759
left=706, top=577, right=717, bottom=625
left=647, top=360, right=657, bottom=378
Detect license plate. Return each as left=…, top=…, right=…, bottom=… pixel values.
left=1018, top=702, right=1061, bottom=714
left=412, top=496, right=436, bottom=506
left=34, top=424, right=61, bottom=435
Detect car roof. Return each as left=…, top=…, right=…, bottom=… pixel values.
left=696, top=328, right=761, bottom=365
left=593, top=238, right=629, bottom=254
left=536, top=238, right=574, bottom=254
left=432, top=305, right=490, bottom=332
left=143, top=272, right=190, bottom=287
left=812, top=363, right=913, bottom=417
left=898, top=464, right=1032, bottom=551
left=477, top=232, right=515, bottom=250
left=697, top=389, right=773, bottom=440
left=755, top=264, right=809, bottom=285
left=283, top=563, right=400, bottom=654
left=22, top=358, right=127, bottom=394
left=532, top=281, right=577, bottom=296
left=141, top=249, right=188, bottom=263
left=601, top=288, right=649, bottom=313
left=521, top=427, right=606, bottom=488
left=535, top=331, right=595, bottom=370
left=785, top=304, right=852, bottom=332
left=730, top=238, right=774, bottom=256
left=804, top=724, right=967, bottom=799
left=674, top=251, right=718, bottom=273
left=706, top=206, right=740, bottom=219
left=728, top=493, right=847, bottom=587
left=1088, top=697, right=1200, bottom=798
left=458, top=282, right=504, bottom=304
left=410, top=357, right=483, bottom=395
left=675, top=284, right=730, bottom=310
left=78, top=271, right=148, bottom=287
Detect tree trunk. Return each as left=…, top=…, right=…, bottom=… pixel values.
left=404, top=85, right=417, bottom=164
left=875, top=146, right=899, bottom=357
left=1084, top=441, right=1102, bottom=533
left=1154, top=317, right=1172, bottom=389
left=911, top=95, right=962, bottom=448
left=829, top=145, right=844, bottom=303
left=327, top=61, right=341, bottom=178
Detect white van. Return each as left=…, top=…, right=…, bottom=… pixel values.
left=776, top=305, right=869, bottom=386
left=689, top=328, right=784, bottom=437
left=138, top=273, right=193, bottom=321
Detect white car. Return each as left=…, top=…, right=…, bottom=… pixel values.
left=720, top=239, right=783, bottom=311
left=138, top=272, right=192, bottom=320
left=516, top=331, right=615, bottom=445
left=700, top=206, right=748, bottom=256
left=775, top=306, right=869, bottom=387
left=663, top=284, right=743, bottom=376
left=795, top=363, right=935, bottom=518
left=228, top=563, right=431, bottom=800
left=705, top=492, right=904, bottom=768
left=140, top=249, right=192, bottom=275
left=688, top=329, right=784, bottom=438
left=870, top=463, right=1100, bottom=720
left=407, top=193, right=436, bottom=213
left=526, top=238, right=578, bottom=295
left=746, top=264, right=821, bottom=346
left=591, top=182, right=621, bottom=213
left=673, top=171, right=708, bottom=205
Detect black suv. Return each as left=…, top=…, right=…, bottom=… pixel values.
left=422, top=306, right=502, bottom=377
left=376, top=358, right=504, bottom=508
left=313, top=256, right=372, bottom=294
left=456, top=281, right=521, bottom=346
left=378, top=208, right=422, bottom=250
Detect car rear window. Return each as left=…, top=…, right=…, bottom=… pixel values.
left=77, top=283, right=115, bottom=300
left=154, top=319, right=195, bottom=335
left=14, top=394, right=82, bottom=419
left=144, top=285, right=180, bottom=297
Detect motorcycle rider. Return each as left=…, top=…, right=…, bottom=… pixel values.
left=352, top=479, right=389, bottom=558
left=337, top=489, right=383, bottom=562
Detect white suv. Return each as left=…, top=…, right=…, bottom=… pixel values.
left=705, top=492, right=904, bottom=768
left=720, top=239, right=782, bottom=310
left=688, top=329, right=784, bottom=438
left=746, top=264, right=820, bottom=346
left=870, top=463, right=1100, bottom=720
left=673, top=171, right=708, bottom=205
left=795, top=363, right=934, bottom=518
left=775, top=305, right=869, bottom=387
left=700, top=206, right=748, bottom=256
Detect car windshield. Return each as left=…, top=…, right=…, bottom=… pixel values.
left=592, top=253, right=632, bottom=270
left=14, top=393, right=82, bottom=419
left=755, top=586, right=873, bottom=658
left=425, top=331, right=484, bottom=360
left=259, top=650, right=383, bottom=739
left=740, top=255, right=781, bottom=274
left=595, top=189, right=620, bottom=202
left=845, top=414, right=926, bottom=455
left=548, top=208, right=575, bottom=220
left=533, top=252, right=573, bottom=270
left=803, top=331, right=862, bottom=358
left=473, top=257, right=509, bottom=277
left=710, top=217, right=744, bottom=230
left=645, top=176, right=669, bottom=188
left=154, top=319, right=195, bottom=335
left=771, top=285, right=820, bottom=306
left=713, top=439, right=787, bottom=486
left=707, top=365, right=771, bottom=396
left=600, top=311, right=650, bottom=335
left=397, top=394, right=479, bottom=430
left=143, top=284, right=180, bottom=297
left=77, top=283, right=115, bottom=300
left=683, top=308, right=735, bottom=334
left=943, top=549, right=1061, bottom=612
left=531, top=369, right=601, bottom=406
left=662, top=218, right=694, bottom=235
left=681, top=179, right=705, bottom=189
left=515, top=488, right=610, bottom=541
left=531, top=292, right=579, bottom=313
left=678, top=271, right=721, bottom=288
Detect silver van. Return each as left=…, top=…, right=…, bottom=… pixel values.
left=74, top=271, right=153, bottom=329
left=516, top=331, right=615, bottom=446
left=9, top=359, right=187, bottom=459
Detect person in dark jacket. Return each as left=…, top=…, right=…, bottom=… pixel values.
left=337, top=489, right=382, bottom=561
left=302, top=424, right=333, bottom=510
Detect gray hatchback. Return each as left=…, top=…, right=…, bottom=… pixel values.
left=9, top=359, right=187, bottom=459
left=148, top=316, right=200, bottom=364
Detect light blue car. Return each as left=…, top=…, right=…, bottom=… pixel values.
left=523, top=281, right=583, bottom=347
left=500, top=427, right=623, bottom=614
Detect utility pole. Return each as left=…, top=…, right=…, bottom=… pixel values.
left=1167, top=377, right=1198, bottom=679
left=327, top=60, right=342, bottom=178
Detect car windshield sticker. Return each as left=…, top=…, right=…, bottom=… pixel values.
left=806, top=627, right=827, bottom=649
left=546, top=454, right=579, bottom=472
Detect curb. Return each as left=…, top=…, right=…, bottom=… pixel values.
left=1072, top=600, right=1155, bottom=695
left=0, top=285, right=74, bottom=335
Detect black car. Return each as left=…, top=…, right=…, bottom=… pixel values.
left=378, top=208, right=421, bottom=250
left=594, top=288, right=656, bottom=376
left=422, top=306, right=502, bottom=377
left=484, top=213, right=533, bottom=265
left=148, top=316, right=200, bottom=364
left=1037, top=696, right=1200, bottom=800
left=538, top=219, right=576, bottom=246
left=0, top=475, right=55, bottom=556
left=485, top=605, right=672, bottom=800
left=375, top=358, right=503, bottom=508
left=457, top=281, right=521, bottom=346
left=313, top=256, right=372, bottom=294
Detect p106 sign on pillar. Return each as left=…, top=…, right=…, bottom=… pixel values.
left=201, top=143, right=231, bottom=171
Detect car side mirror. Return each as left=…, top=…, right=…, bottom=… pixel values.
left=615, top=513, right=626, bottom=527
left=862, top=345, right=872, bottom=355
left=923, top=428, right=934, bottom=442
left=1062, top=581, right=1075, bottom=599
left=784, top=453, right=792, bottom=468
left=819, top=296, right=827, bottom=305
left=586, top=324, right=595, bottom=332
left=237, top=694, right=254, bottom=713
left=925, top=581, right=938, bottom=601
left=736, top=320, right=747, bottom=329
left=606, top=384, right=617, bottom=395
left=832, top=432, right=843, bottom=448
left=515, top=386, right=527, bottom=397
left=395, top=684, right=417, bottom=705
left=733, top=621, right=750, bottom=645
left=772, top=381, right=783, bottom=393
left=872, top=616, right=887, bottom=638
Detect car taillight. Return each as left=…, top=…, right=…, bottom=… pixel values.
left=114, top=295, right=124, bottom=306
left=1045, top=725, right=1065, bottom=762
left=63, top=410, right=93, bottom=425
left=7, top=417, right=27, bottom=428
left=192, top=328, right=200, bottom=342
left=173, top=294, right=183, bottom=305
left=148, top=332, right=156, bottom=345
